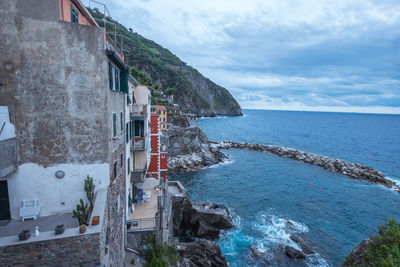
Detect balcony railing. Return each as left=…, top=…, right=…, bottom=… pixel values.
left=131, top=137, right=145, bottom=151
left=127, top=216, right=160, bottom=232
left=131, top=169, right=146, bottom=183
left=131, top=105, right=148, bottom=119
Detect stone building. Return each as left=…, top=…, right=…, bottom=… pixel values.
left=0, top=0, right=130, bottom=265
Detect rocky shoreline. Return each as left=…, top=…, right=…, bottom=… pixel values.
left=163, top=126, right=227, bottom=173
left=171, top=195, right=234, bottom=266
left=213, top=141, right=399, bottom=192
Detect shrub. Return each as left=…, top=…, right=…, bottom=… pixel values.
left=363, top=217, right=400, bottom=266
left=144, top=238, right=179, bottom=267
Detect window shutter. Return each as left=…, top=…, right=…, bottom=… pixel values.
left=120, top=71, right=129, bottom=94
left=109, top=62, right=113, bottom=90
left=115, top=69, right=119, bottom=91
left=113, top=113, right=117, bottom=137
left=126, top=122, right=129, bottom=143
left=120, top=112, right=123, bottom=132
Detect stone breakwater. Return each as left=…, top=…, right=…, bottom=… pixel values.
left=168, top=149, right=228, bottom=173
left=213, top=141, right=399, bottom=191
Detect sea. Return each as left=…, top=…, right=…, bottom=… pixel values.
left=169, top=109, right=400, bottom=267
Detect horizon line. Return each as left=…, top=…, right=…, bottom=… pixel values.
left=241, top=107, right=400, bottom=115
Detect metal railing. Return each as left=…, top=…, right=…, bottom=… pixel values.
left=127, top=216, right=159, bottom=231
left=88, top=0, right=123, bottom=55
left=131, top=169, right=145, bottom=183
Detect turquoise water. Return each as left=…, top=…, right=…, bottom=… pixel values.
left=170, top=110, right=400, bottom=266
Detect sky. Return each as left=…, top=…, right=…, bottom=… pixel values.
left=87, top=0, right=400, bottom=114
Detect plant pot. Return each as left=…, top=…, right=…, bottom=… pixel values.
left=55, top=224, right=65, bottom=235
left=18, top=230, right=30, bottom=241
left=79, top=228, right=86, bottom=234
left=92, top=216, right=100, bottom=225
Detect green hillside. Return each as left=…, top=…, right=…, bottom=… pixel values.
left=89, top=8, right=242, bottom=117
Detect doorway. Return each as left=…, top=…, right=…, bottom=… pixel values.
left=0, top=180, right=11, bottom=221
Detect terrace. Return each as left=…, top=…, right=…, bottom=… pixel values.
left=0, top=187, right=107, bottom=247
left=128, top=179, right=162, bottom=232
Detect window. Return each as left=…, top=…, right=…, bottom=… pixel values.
left=115, top=68, right=119, bottom=91
left=120, top=154, right=123, bottom=168
left=127, top=157, right=130, bottom=173
left=162, top=154, right=165, bottom=158
left=109, top=62, right=114, bottom=90
left=70, top=5, right=79, bottom=23
left=120, top=112, right=123, bottom=133
left=113, top=161, right=117, bottom=181
left=126, top=122, right=129, bottom=143
left=112, top=113, right=117, bottom=137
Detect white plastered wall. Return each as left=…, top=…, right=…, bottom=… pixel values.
left=7, top=163, right=109, bottom=220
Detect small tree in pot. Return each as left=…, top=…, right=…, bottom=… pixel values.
left=84, top=175, right=95, bottom=209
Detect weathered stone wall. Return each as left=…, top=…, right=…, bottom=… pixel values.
left=0, top=233, right=101, bottom=267
left=0, top=0, right=110, bottom=166
left=106, top=90, right=127, bottom=266
left=0, top=138, right=18, bottom=177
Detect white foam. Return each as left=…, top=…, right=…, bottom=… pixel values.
left=206, top=157, right=235, bottom=169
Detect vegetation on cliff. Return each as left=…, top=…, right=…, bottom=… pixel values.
left=344, top=218, right=400, bottom=266
left=89, top=8, right=242, bottom=117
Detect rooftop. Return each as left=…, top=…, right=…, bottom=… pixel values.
left=0, top=187, right=107, bottom=247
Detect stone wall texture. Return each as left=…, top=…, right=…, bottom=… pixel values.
left=0, top=138, right=18, bottom=177
left=0, top=0, right=110, bottom=166
left=0, top=233, right=101, bottom=267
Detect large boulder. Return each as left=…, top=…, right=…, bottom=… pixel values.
left=290, top=235, right=314, bottom=255
left=179, top=239, right=228, bottom=267
left=172, top=196, right=234, bottom=240
left=285, top=246, right=306, bottom=259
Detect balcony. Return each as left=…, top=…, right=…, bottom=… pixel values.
left=131, top=105, right=147, bottom=119
left=131, top=137, right=145, bottom=152
left=127, top=179, right=162, bottom=232
left=131, top=169, right=146, bottom=183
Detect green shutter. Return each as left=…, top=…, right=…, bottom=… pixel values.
left=130, top=121, right=133, bottom=140
left=115, top=69, right=119, bottom=91
left=126, top=122, right=129, bottom=143
left=120, top=112, right=123, bottom=132
left=120, top=71, right=129, bottom=94
left=113, top=113, right=117, bottom=137
left=109, top=62, right=113, bottom=90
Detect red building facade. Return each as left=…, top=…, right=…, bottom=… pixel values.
left=146, top=109, right=168, bottom=180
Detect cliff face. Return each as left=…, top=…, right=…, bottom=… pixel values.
left=161, top=126, right=227, bottom=172
left=89, top=9, right=242, bottom=117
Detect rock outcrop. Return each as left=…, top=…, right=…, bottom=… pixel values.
left=214, top=141, right=398, bottom=190
left=342, top=239, right=370, bottom=267
left=163, top=126, right=227, bottom=172
left=290, top=235, right=314, bottom=255
left=172, top=195, right=234, bottom=240
left=178, top=239, right=228, bottom=267
left=285, top=246, right=306, bottom=259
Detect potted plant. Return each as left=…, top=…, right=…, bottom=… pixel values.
left=79, top=224, right=87, bottom=234
left=18, top=230, right=30, bottom=241
left=92, top=216, right=100, bottom=225
left=84, top=175, right=95, bottom=213
left=55, top=224, right=65, bottom=235
left=72, top=199, right=89, bottom=226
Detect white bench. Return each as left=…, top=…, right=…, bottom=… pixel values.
left=20, top=200, right=40, bottom=221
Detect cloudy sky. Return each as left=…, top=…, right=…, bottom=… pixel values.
left=88, top=0, right=400, bottom=114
